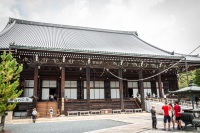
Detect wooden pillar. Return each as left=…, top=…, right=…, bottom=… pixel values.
left=138, top=69, right=145, bottom=110
left=123, top=80, right=128, bottom=98
left=57, top=79, right=61, bottom=99
left=104, top=80, right=111, bottom=99
left=77, top=79, right=81, bottom=99
left=86, top=64, right=90, bottom=110
left=37, top=78, right=41, bottom=100
left=81, top=80, right=84, bottom=100
left=61, top=66, right=65, bottom=98
left=118, top=68, right=124, bottom=110
left=157, top=69, right=163, bottom=98
left=33, top=66, right=38, bottom=97
left=61, top=66, right=65, bottom=115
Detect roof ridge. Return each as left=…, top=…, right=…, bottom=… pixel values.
left=10, top=17, right=137, bottom=35
left=174, top=52, right=199, bottom=57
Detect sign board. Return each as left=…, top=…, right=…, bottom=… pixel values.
left=8, top=97, right=33, bottom=103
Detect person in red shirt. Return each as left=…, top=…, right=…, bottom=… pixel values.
left=162, top=101, right=172, bottom=131
left=174, top=101, right=182, bottom=130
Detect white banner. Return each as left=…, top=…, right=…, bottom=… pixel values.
left=9, top=97, right=33, bottom=103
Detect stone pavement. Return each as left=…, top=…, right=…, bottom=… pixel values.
left=7, top=112, right=199, bottom=133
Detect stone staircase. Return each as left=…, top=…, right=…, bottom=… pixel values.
left=36, top=101, right=58, bottom=117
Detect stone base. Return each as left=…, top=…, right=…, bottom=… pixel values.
left=6, top=111, right=13, bottom=123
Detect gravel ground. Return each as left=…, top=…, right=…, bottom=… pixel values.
left=4, top=113, right=199, bottom=133
left=4, top=119, right=131, bottom=133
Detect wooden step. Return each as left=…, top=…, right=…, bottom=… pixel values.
left=36, top=101, right=58, bottom=117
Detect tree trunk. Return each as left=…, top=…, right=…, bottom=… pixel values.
left=0, top=113, right=6, bottom=131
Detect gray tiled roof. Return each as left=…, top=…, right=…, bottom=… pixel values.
left=174, top=52, right=200, bottom=62
left=0, top=18, right=181, bottom=59
left=186, top=56, right=200, bottom=62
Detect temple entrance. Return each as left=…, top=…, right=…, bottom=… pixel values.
left=42, top=80, right=57, bottom=100
left=49, top=88, right=56, bottom=96
left=128, top=88, right=133, bottom=98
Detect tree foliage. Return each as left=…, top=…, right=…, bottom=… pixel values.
left=178, top=70, right=196, bottom=88
left=0, top=51, right=23, bottom=114
left=194, top=68, right=200, bottom=86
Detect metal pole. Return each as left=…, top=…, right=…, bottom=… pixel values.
left=185, top=58, right=189, bottom=86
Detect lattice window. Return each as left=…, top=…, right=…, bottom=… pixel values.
left=84, top=81, right=104, bottom=99
left=65, top=81, right=77, bottom=99
left=144, top=82, right=151, bottom=98
left=110, top=81, right=119, bottom=99
left=128, top=81, right=138, bottom=98
left=24, top=80, right=34, bottom=97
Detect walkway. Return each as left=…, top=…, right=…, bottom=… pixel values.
left=5, top=113, right=199, bottom=133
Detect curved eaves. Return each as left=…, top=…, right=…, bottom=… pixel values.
left=132, top=33, right=174, bottom=55
left=0, top=20, right=16, bottom=37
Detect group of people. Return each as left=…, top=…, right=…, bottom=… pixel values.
left=31, top=107, right=54, bottom=123
left=146, top=92, right=151, bottom=98
left=150, top=101, right=182, bottom=131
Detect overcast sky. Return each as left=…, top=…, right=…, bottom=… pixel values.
left=0, top=0, right=200, bottom=55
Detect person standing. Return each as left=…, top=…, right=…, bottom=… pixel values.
left=152, top=93, right=155, bottom=99
left=32, top=108, right=37, bottom=123
left=174, top=101, right=182, bottom=130
left=54, top=93, right=57, bottom=101
left=150, top=105, right=157, bottom=129
left=164, top=94, right=167, bottom=102
left=137, top=93, right=141, bottom=102
left=162, top=101, right=172, bottom=131
left=50, top=107, right=53, bottom=118
left=50, top=95, right=54, bottom=101
left=169, top=103, right=175, bottom=129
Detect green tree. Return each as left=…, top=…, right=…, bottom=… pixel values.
left=178, top=70, right=196, bottom=88
left=194, top=68, right=200, bottom=86
left=0, top=51, right=23, bottom=131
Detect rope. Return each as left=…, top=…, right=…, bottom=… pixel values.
left=91, top=67, right=106, bottom=77
left=106, top=45, right=200, bottom=82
